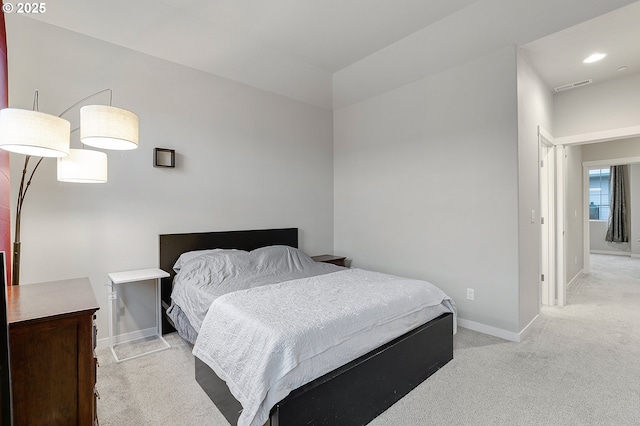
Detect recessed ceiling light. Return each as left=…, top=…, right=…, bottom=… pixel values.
left=583, top=53, right=606, bottom=64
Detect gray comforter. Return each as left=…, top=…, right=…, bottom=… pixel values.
left=167, top=245, right=343, bottom=343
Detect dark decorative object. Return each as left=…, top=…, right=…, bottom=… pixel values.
left=154, top=148, right=175, bottom=168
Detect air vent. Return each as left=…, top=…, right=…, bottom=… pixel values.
left=554, top=79, right=593, bottom=92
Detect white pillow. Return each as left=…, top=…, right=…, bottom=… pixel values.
left=173, top=248, right=244, bottom=272
left=250, top=245, right=313, bottom=272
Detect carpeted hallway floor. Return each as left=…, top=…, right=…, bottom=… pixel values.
left=96, top=254, right=640, bottom=425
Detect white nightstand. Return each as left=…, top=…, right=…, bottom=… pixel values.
left=107, top=268, right=170, bottom=362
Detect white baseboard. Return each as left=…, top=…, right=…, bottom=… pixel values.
left=590, top=249, right=630, bottom=256
left=96, top=327, right=157, bottom=350
left=519, top=315, right=539, bottom=341
left=567, top=270, right=584, bottom=288
left=457, top=315, right=539, bottom=343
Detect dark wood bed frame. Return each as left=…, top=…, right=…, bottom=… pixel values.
left=159, top=228, right=453, bottom=426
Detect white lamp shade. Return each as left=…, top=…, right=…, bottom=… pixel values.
left=80, top=105, right=139, bottom=150
left=0, top=108, right=70, bottom=157
left=57, top=149, right=107, bottom=183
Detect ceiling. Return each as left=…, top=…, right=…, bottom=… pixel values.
left=520, top=1, right=640, bottom=92
left=21, top=0, right=477, bottom=73
left=16, top=0, right=640, bottom=108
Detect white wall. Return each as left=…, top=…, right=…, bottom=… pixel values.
left=6, top=17, right=335, bottom=342
left=581, top=137, right=640, bottom=162
left=516, top=51, right=553, bottom=327
left=554, top=73, right=640, bottom=137
left=334, top=46, right=521, bottom=335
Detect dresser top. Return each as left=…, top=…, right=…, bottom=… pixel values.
left=7, top=277, right=100, bottom=324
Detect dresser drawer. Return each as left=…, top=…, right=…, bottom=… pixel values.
left=7, top=278, right=100, bottom=426
left=93, top=315, right=98, bottom=349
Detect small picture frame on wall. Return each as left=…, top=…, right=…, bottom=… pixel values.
left=154, top=148, right=175, bottom=168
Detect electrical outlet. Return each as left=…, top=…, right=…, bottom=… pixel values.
left=466, top=288, right=475, bottom=300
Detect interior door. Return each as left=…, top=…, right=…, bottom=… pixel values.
left=539, top=139, right=556, bottom=306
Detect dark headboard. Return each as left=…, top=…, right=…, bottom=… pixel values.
left=158, top=228, right=298, bottom=334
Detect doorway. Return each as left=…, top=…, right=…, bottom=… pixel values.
left=553, top=127, right=640, bottom=300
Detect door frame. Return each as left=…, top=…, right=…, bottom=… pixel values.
left=556, top=143, right=566, bottom=306
left=539, top=131, right=554, bottom=306
left=539, top=126, right=564, bottom=306
left=554, top=124, right=640, bottom=289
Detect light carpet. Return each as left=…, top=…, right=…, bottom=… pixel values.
left=97, top=254, right=640, bottom=425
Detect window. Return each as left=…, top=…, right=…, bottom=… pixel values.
left=589, top=168, right=610, bottom=220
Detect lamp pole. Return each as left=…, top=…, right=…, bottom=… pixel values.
left=12, top=154, right=43, bottom=285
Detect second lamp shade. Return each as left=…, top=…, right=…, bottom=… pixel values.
left=80, top=105, right=139, bottom=150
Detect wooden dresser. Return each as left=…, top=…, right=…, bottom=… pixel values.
left=7, top=277, right=100, bottom=426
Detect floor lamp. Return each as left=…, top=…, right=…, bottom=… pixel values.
left=0, top=89, right=138, bottom=285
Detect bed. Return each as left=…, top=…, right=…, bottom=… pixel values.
left=159, top=228, right=455, bottom=426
